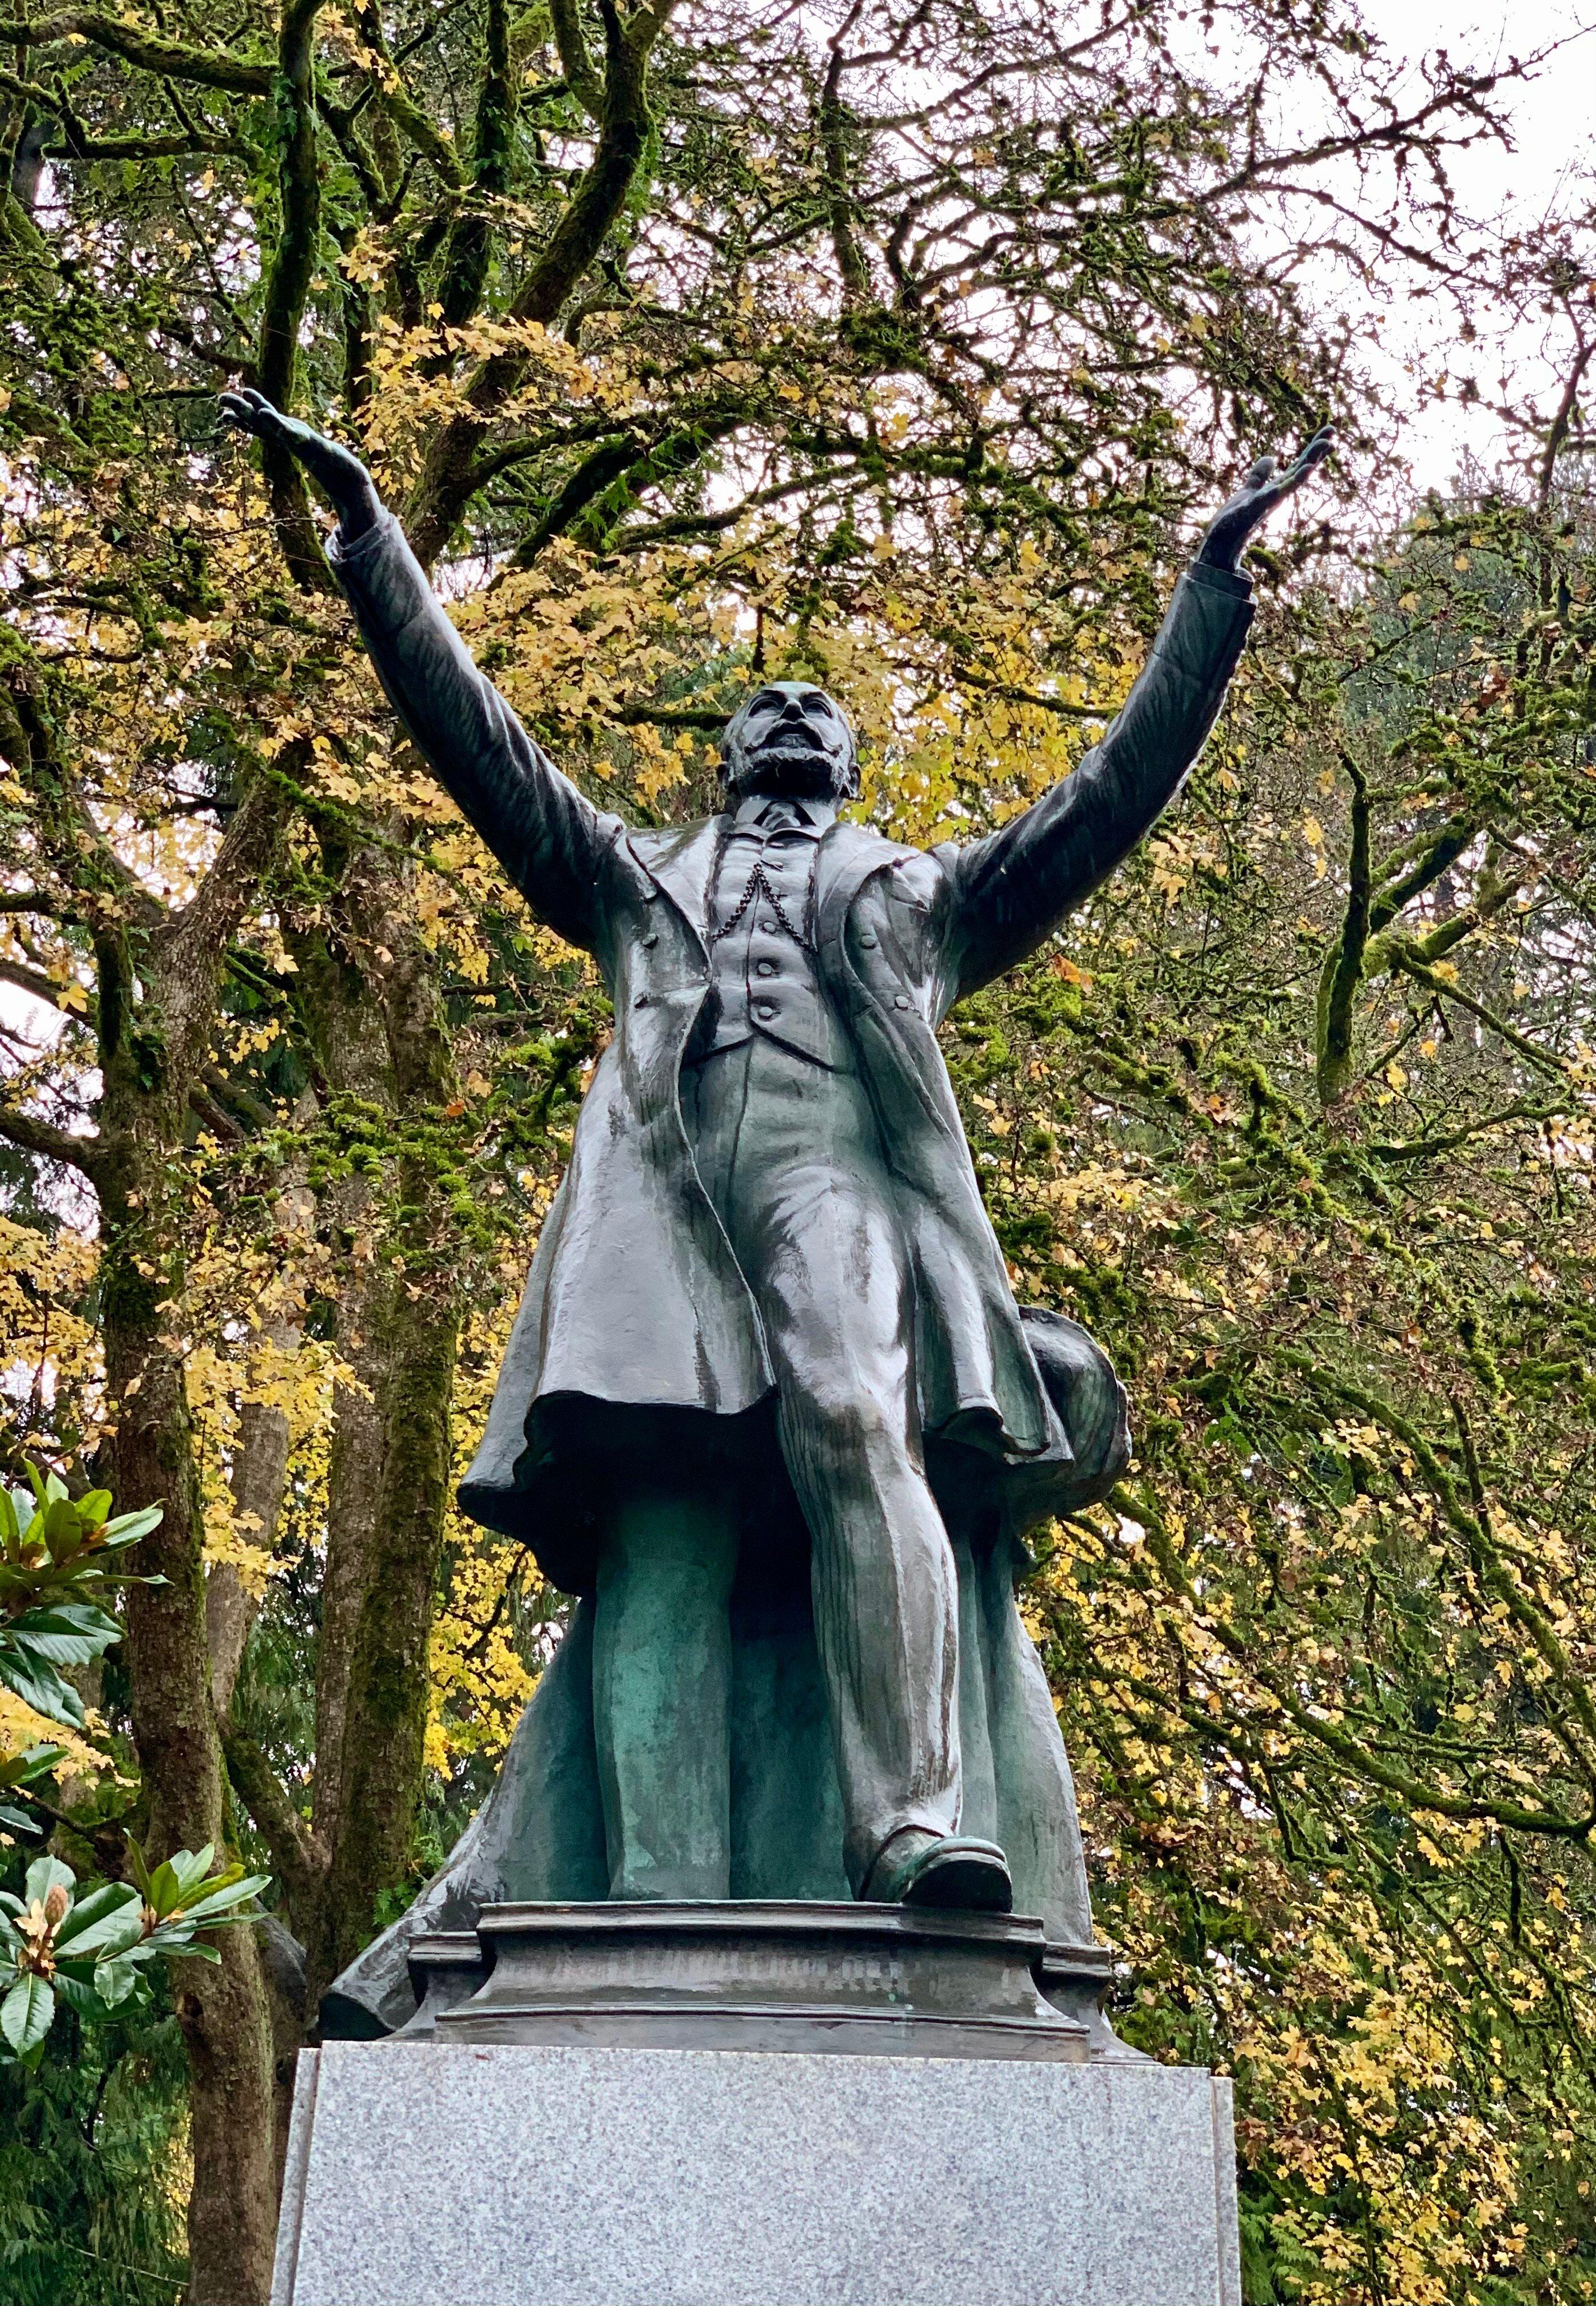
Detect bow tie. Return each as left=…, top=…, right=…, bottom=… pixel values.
left=735, top=796, right=825, bottom=835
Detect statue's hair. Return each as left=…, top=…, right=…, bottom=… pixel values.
left=720, top=682, right=859, bottom=799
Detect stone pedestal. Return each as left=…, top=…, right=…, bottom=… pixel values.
left=274, top=1903, right=1241, bottom=2306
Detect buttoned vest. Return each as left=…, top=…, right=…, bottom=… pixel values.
left=693, top=814, right=854, bottom=1072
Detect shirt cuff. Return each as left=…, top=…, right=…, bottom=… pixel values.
left=1187, top=558, right=1252, bottom=601
left=326, top=507, right=395, bottom=571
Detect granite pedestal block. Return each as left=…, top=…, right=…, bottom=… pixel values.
left=273, top=2041, right=1240, bottom=2306
left=275, top=1901, right=1240, bottom=2305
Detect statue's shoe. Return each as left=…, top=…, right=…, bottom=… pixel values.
left=863, top=1831, right=1013, bottom=1914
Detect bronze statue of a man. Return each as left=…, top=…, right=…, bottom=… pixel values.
left=222, top=390, right=1328, bottom=2027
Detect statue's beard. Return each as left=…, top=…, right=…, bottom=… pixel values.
left=728, top=739, right=852, bottom=801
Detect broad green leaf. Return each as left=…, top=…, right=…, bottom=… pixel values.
left=77, top=1490, right=113, bottom=1528
left=0, top=1803, right=37, bottom=1835
left=143, top=1859, right=181, bottom=1918
left=5, top=1602, right=122, bottom=1666
left=42, top=1497, right=83, bottom=1561
left=161, top=1845, right=217, bottom=1907
left=0, top=1743, right=66, bottom=1788
left=166, top=1874, right=271, bottom=1926
left=100, top=1505, right=164, bottom=1545
left=66, top=1908, right=145, bottom=1962
left=92, top=1955, right=137, bottom=2007
left=0, top=1490, right=16, bottom=1545
left=124, top=1835, right=152, bottom=1900
left=1, top=1974, right=54, bottom=2058
left=57, top=1884, right=141, bottom=1954
left=53, top=1970, right=134, bottom=2022
left=0, top=1646, right=87, bottom=1726
left=23, top=1853, right=74, bottom=1909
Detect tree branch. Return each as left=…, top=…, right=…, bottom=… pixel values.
left=353, top=1, right=466, bottom=190
left=258, top=0, right=332, bottom=589
left=1316, top=748, right=1371, bottom=1105
left=159, top=777, right=295, bottom=1085
left=1368, top=811, right=1477, bottom=934
left=0, top=1100, right=103, bottom=1178
left=0, top=953, right=78, bottom=1009
left=1121, top=1481, right=1595, bottom=1841
left=221, top=1726, right=323, bottom=1915
left=0, top=13, right=271, bottom=93
left=1386, top=942, right=1569, bottom=1081
left=406, top=0, right=677, bottom=566
left=547, top=0, right=604, bottom=121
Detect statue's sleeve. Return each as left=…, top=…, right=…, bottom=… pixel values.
left=328, top=511, right=613, bottom=952
left=941, top=561, right=1254, bottom=998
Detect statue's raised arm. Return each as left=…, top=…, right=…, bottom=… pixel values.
left=944, top=428, right=1333, bottom=999
left=220, top=389, right=611, bottom=955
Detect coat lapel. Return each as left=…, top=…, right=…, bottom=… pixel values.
left=629, top=816, right=725, bottom=948
left=813, top=819, right=919, bottom=951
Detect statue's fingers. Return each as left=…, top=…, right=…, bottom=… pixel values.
left=1283, top=427, right=1335, bottom=487
left=1244, top=455, right=1279, bottom=489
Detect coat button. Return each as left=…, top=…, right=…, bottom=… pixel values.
left=858, top=931, right=878, bottom=949
left=894, top=995, right=911, bottom=1011
left=756, top=958, right=776, bottom=977
left=756, top=1002, right=776, bottom=1021
left=641, top=932, right=658, bottom=949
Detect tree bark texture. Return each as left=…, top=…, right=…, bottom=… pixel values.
left=289, top=830, right=465, bottom=2015
left=99, top=868, right=285, bottom=2305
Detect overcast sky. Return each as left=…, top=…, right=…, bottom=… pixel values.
left=1360, top=0, right=1595, bottom=489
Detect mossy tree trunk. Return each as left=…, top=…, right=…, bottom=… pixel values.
left=93, top=797, right=289, bottom=2306
left=240, top=826, right=466, bottom=2021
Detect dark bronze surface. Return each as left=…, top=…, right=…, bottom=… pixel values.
left=216, top=393, right=1328, bottom=2042
left=431, top=1900, right=1092, bottom=2061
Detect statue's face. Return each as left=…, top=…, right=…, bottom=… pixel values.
left=721, top=681, right=857, bottom=801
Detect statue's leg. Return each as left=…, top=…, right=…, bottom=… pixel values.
left=686, top=1039, right=961, bottom=1894
left=771, top=1210, right=961, bottom=1892
left=730, top=1576, right=852, bottom=1900
left=591, top=1472, right=739, bottom=1900
left=951, top=1529, right=1000, bottom=1846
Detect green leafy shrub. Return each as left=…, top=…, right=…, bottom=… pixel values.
left=0, top=1468, right=162, bottom=1729
left=1, top=1848, right=268, bottom=2069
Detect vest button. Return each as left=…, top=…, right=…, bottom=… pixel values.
left=756, top=1002, right=776, bottom=1022
left=858, top=931, right=878, bottom=948
left=641, top=932, right=658, bottom=948
left=755, top=959, right=776, bottom=977
left=894, top=995, right=911, bottom=1011
left=759, top=918, right=777, bottom=933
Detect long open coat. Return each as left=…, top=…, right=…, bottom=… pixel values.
left=330, top=515, right=1253, bottom=1579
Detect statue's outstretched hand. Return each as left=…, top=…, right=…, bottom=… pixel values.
left=1196, top=425, right=1334, bottom=573
left=219, top=387, right=382, bottom=542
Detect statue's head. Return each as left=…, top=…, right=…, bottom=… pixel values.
left=720, top=681, right=858, bottom=803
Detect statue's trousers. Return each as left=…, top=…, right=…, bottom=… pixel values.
left=681, top=1036, right=960, bottom=1890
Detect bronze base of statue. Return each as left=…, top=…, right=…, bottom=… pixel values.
left=388, top=1900, right=1140, bottom=2064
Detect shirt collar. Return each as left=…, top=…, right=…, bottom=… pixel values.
left=732, top=793, right=837, bottom=835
